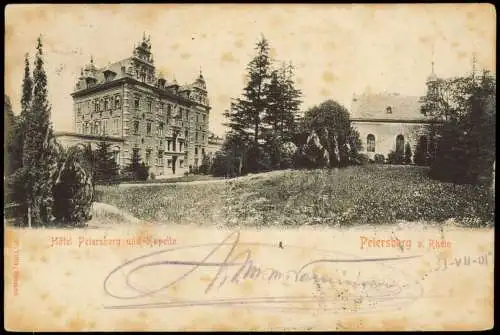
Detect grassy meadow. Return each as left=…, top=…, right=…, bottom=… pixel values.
left=94, top=165, right=494, bottom=227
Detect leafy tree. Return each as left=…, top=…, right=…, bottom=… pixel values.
left=93, top=141, right=119, bottom=184
left=421, top=70, right=496, bottom=184
left=21, top=36, right=60, bottom=227
left=404, top=142, right=412, bottom=164
left=299, top=100, right=361, bottom=168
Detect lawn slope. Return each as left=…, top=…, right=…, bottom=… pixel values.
left=95, top=166, right=493, bottom=227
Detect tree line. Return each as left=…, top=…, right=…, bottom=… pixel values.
left=203, top=35, right=364, bottom=177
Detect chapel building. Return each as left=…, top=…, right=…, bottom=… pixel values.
left=351, top=68, right=442, bottom=162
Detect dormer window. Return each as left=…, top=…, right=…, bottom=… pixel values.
left=386, top=106, right=392, bottom=114
left=103, top=69, right=117, bottom=82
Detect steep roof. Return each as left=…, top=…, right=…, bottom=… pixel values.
left=350, top=92, right=427, bottom=121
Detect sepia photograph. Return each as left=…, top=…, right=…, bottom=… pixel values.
left=4, top=3, right=495, bottom=331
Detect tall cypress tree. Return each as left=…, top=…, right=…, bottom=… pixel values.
left=7, top=54, right=33, bottom=176
left=21, top=53, right=33, bottom=120
left=5, top=95, right=17, bottom=176
left=22, top=36, right=59, bottom=226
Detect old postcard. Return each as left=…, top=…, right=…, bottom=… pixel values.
left=4, top=3, right=495, bottom=331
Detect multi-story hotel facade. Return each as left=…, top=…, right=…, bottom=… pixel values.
left=63, top=34, right=211, bottom=178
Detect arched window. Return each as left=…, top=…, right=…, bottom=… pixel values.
left=396, top=134, right=405, bottom=153
left=367, top=134, right=376, bottom=152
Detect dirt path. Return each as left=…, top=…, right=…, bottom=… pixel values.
left=117, top=170, right=292, bottom=187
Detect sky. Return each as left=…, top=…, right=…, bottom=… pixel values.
left=5, top=4, right=496, bottom=136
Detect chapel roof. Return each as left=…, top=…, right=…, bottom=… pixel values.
left=350, top=92, right=427, bottom=121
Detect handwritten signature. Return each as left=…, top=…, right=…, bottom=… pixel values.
left=103, top=231, right=424, bottom=313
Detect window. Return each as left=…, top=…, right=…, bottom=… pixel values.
left=396, top=134, right=405, bottom=153
left=185, top=130, right=188, bottom=138
left=167, top=140, right=171, bottom=151
left=93, top=121, right=100, bottom=135
left=113, top=118, right=120, bottom=134
left=202, top=148, right=205, bottom=156
left=100, top=99, right=105, bottom=112
left=386, top=106, right=392, bottom=114
left=194, top=158, right=199, bottom=167
left=180, top=160, right=184, bottom=168
left=167, top=160, right=172, bottom=168
left=145, top=150, right=151, bottom=166
left=135, top=96, right=140, bottom=109
left=115, top=95, right=121, bottom=109
left=367, top=134, right=376, bottom=152
left=113, top=148, right=120, bottom=165
left=203, top=114, right=206, bottom=123
left=94, top=100, right=99, bottom=113
left=158, top=151, right=164, bottom=165
left=195, top=147, right=198, bottom=155
left=102, top=119, right=108, bottom=135
left=104, top=99, right=108, bottom=111
left=134, top=121, right=139, bottom=134
left=147, top=100, right=152, bottom=113
left=159, top=122, right=164, bottom=136
left=179, top=142, right=183, bottom=152
left=146, top=122, right=152, bottom=136
left=84, top=122, right=89, bottom=134
left=77, top=103, right=81, bottom=115
left=195, top=132, right=198, bottom=141
left=160, top=102, right=164, bottom=113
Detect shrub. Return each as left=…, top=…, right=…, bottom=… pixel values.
left=404, top=143, right=413, bottom=165
left=374, top=154, right=385, bottom=164
left=137, top=163, right=149, bottom=181
left=52, top=148, right=94, bottom=227
left=350, top=153, right=370, bottom=165
left=150, top=172, right=156, bottom=180
left=388, top=150, right=404, bottom=165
